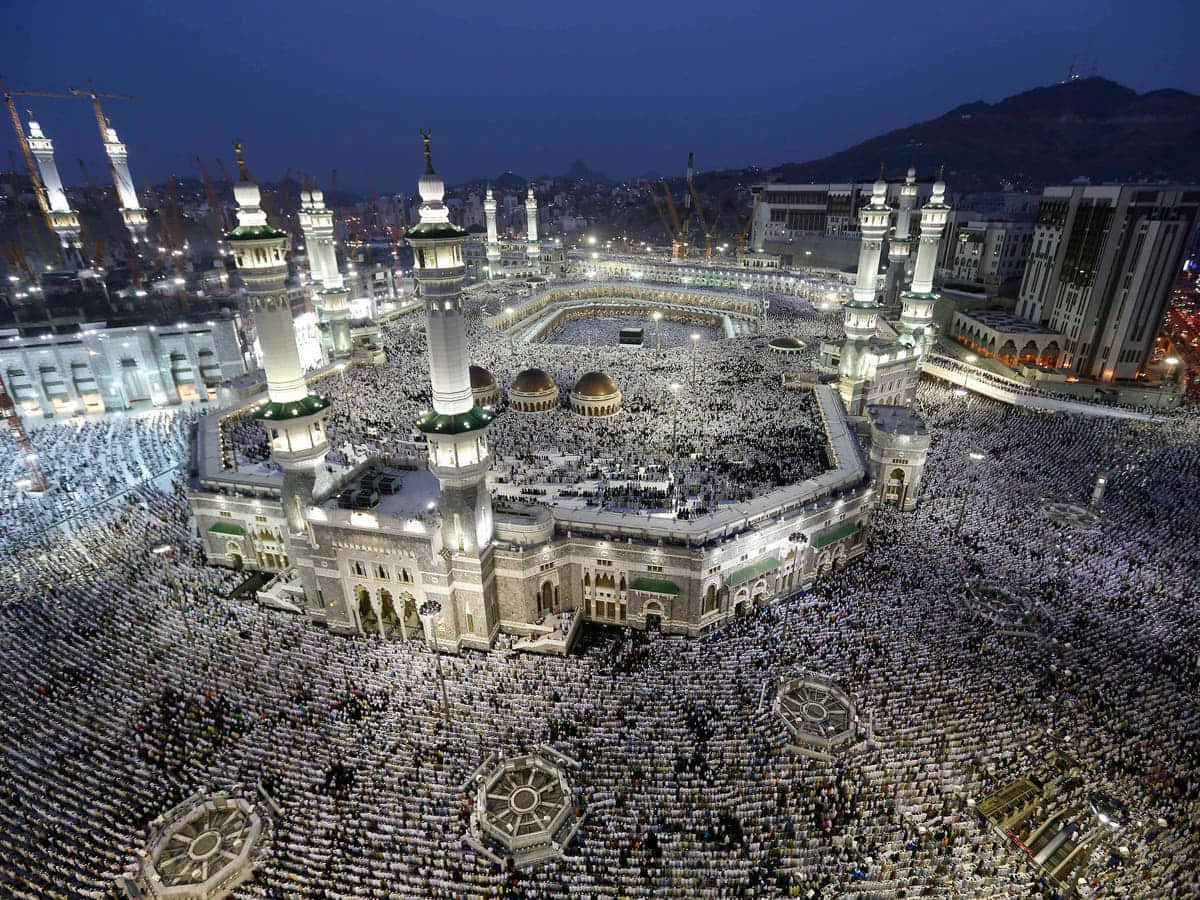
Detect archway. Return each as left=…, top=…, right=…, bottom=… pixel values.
left=355, top=585, right=376, bottom=635
left=997, top=340, right=1018, bottom=367
left=734, top=590, right=750, bottom=617
left=379, top=588, right=399, bottom=638
left=228, top=552, right=243, bottom=571
left=703, top=584, right=718, bottom=614
left=540, top=580, right=555, bottom=616
left=1040, top=342, right=1060, bottom=368
left=885, top=467, right=906, bottom=507
left=400, top=593, right=419, bottom=637
left=1018, top=340, right=1039, bottom=365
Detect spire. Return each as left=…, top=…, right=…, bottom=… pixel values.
left=234, top=140, right=251, bottom=182
left=421, top=129, right=435, bottom=175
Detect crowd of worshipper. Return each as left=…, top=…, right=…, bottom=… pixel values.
left=0, top=411, right=191, bottom=549
left=220, top=291, right=844, bottom=515
left=0, top=351, right=1197, bottom=896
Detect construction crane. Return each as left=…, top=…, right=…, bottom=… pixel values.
left=67, top=81, right=140, bottom=204
left=329, top=168, right=338, bottom=211
left=736, top=189, right=762, bottom=265
left=76, top=158, right=108, bottom=267
left=682, top=151, right=694, bottom=222
left=660, top=179, right=688, bottom=259
left=0, top=78, right=72, bottom=232
left=195, top=155, right=228, bottom=236
left=687, top=176, right=715, bottom=263
left=642, top=180, right=674, bottom=252
left=0, top=379, right=49, bottom=494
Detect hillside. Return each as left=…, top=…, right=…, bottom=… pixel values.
left=768, top=77, right=1200, bottom=190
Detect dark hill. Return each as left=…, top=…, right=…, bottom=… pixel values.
left=769, top=77, right=1200, bottom=190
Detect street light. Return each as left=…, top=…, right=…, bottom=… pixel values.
left=690, top=332, right=700, bottom=382
left=653, top=310, right=663, bottom=351
left=670, top=382, right=682, bottom=458
left=336, top=361, right=347, bottom=389
left=956, top=451, right=987, bottom=534
left=418, top=599, right=452, bottom=725
left=1164, top=355, right=1181, bottom=383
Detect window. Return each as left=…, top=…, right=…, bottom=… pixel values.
left=255, top=515, right=268, bottom=523
left=647, top=564, right=663, bottom=573
left=350, top=560, right=367, bottom=577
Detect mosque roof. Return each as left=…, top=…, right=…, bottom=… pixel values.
left=511, top=367, right=556, bottom=395
left=469, top=364, right=497, bottom=390
left=769, top=335, right=805, bottom=350
left=571, top=371, right=619, bottom=398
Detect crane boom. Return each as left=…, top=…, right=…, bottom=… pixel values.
left=68, top=82, right=141, bottom=206
left=0, top=78, right=72, bottom=229
left=0, top=380, right=49, bottom=494
left=642, top=180, right=674, bottom=250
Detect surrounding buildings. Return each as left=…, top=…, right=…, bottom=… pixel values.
left=1015, top=185, right=1200, bottom=381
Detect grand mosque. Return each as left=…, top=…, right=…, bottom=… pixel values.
left=186, top=138, right=943, bottom=651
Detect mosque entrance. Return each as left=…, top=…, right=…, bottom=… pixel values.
left=401, top=594, right=420, bottom=637
left=884, top=468, right=907, bottom=507
left=379, top=588, right=401, bottom=639
left=645, top=613, right=662, bottom=631
left=356, top=586, right=378, bottom=635
left=229, top=553, right=244, bottom=571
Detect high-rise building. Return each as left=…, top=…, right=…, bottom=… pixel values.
left=1015, top=185, right=1200, bottom=381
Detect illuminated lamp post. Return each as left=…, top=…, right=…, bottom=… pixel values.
left=690, top=332, right=700, bottom=383
left=419, top=599, right=452, bottom=725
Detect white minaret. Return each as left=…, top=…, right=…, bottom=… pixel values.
left=852, top=176, right=891, bottom=304
left=102, top=120, right=149, bottom=243
left=407, top=130, right=499, bottom=651
left=298, top=186, right=351, bottom=360
left=227, top=142, right=329, bottom=534
left=839, top=176, right=891, bottom=412
left=25, top=117, right=84, bottom=267
left=483, top=185, right=500, bottom=278
left=884, top=166, right=918, bottom=308
left=900, top=174, right=951, bottom=353
left=524, top=185, right=540, bottom=272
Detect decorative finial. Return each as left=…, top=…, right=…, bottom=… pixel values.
left=233, top=140, right=251, bottom=182
left=879, top=162, right=885, bottom=179
left=937, top=163, right=945, bottom=180
left=421, top=129, right=434, bottom=175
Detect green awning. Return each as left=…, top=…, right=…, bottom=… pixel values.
left=726, top=556, right=780, bottom=588
left=226, top=223, right=287, bottom=241
left=208, top=521, right=246, bottom=536
left=813, top=521, right=860, bottom=549
left=629, top=577, right=680, bottom=595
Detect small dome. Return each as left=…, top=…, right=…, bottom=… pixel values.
left=769, top=335, right=805, bottom=350
left=572, top=371, right=618, bottom=398
left=470, top=364, right=496, bottom=389
left=511, top=367, right=555, bottom=395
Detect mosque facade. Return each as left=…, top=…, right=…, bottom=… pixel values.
left=187, top=141, right=935, bottom=650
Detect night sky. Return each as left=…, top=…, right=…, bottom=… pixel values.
left=3, top=0, right=1197, bottom=191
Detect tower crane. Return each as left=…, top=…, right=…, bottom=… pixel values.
left=736, top=189, right=762, bottom=265
left=0, top=380, right=49, bottom=494
left=659, top=179, right=688, bottom=259
left=195, top=155, right=228, bottom=237
left=642, top=179, right=674, bottom=251
left=0, top=78, right=72, bottom=232
left=67, top=80, right=140, bottom=204
left=687, top=177, right=715, bottom=263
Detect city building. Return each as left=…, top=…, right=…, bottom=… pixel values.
left=1015, top=185, right=1200, bottom=381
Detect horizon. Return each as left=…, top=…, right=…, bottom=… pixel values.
left=3, top=0, right=1199, bottom=192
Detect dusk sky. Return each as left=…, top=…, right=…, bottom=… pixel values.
left=4, top=0, right=1198, bottom=192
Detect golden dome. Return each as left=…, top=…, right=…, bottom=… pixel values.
left=469, top=365, right=496, bottom=389
left=511, top=367, right=556, bottom=395
left=572, top=371, right=619, bottom=398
